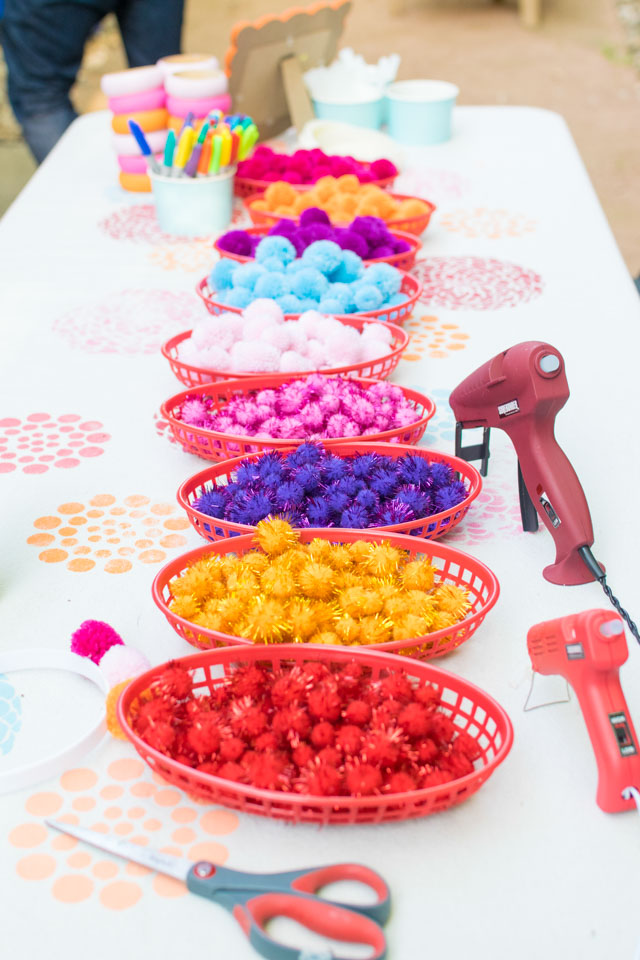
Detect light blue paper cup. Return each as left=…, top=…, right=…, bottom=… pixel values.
left=386, top=80, right=459, bottom=146
left=150, top=168, right=234, bottom=236
left=310, top=81, right=385, bottom=130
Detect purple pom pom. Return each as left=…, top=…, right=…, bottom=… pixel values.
left=336, top=230, right=369, bottom=258
left=300, top=207, right=331, bottom=228
left=217, top=230, right=254, bottom=256
left=70, top=620, right=124, bottom=665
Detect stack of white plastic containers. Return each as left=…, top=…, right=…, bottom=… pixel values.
left=159, top=53, right=231, bottom=136
left=102, top=54, right=232, bottom=192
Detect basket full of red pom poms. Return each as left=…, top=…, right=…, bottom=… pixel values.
left=160, top=374, right=436, bottom=462
left=177, top=442, right=482, bottom=543
left=151, top=527, right=499, bottom=660
left=161, top=315, right=409, bottom=388
left=117, top=645, right=513, bottom=824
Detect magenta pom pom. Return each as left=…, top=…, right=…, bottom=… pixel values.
left=70, top=620, right=124, bottom=665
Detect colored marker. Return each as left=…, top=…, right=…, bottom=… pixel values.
left=219, top=129, right=232, bottom=167
left=162, top=129, right=176, bottom=176
left=197, top=136, right=212, bottom=176
left=177, top=111, right=195, bottom=139
left=174, top=126, right=195, bottom=176
left=238, top=123, right=259, bottom=161
left=183, top=121, right=210, bottom=177
left=229, top=131, right=240, bottom=164
left=209, top=134, right=223, bottom=175
left=127, top=119, right=160, bottom=173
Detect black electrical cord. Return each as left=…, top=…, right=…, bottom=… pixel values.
left=579, top=546, right=640, bottom=645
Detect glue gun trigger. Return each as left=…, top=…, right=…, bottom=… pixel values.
left=517, top=462, right=539, bottom=533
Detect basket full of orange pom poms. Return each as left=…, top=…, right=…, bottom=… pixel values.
left=117, top=645, right=513, bottom=824
left=245, top=178, right=436, bottom=236
left=151, top=519, right=499, bottom=661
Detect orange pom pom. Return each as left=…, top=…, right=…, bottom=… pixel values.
left=106, top=680, right=131, bottom=740
left=264, top=181, right=298, bottom=208
left=336, top=174, right=360, bottom=194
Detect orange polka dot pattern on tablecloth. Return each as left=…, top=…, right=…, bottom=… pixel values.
left=400, top=313, right=470, bottom=362
left=27, top=493, right=193, bottom=573
left=52, top=289, right=202, bottom=355
left=0, top=413, right=110, bottom=475
left=439, top=208, right=537, bottom=239
left=8, top=755, right=240, bottom=910
left=147, top=240, right=214, bottom=274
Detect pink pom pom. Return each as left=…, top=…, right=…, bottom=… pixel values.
left=244, top=315, right=279, bottom=339
left=261, top=324, right=293, bottom=351
left=100, top=645, right=151, bottom=686
left=359, top=339, right=388, bottom=362
left=279, top=350, right=308, bottom=373
left=196, top=345, right=231, bottom=371
left=244, top=298, right=284, bottom=324
left=230, top=341, right=281, bottom=373
left=303, top=339, right=328, bottom=368
left=70, top=620, right=124, bottom=665
left=191, top=318, right=237, bottom=350
left=362, top=322, right=392, bottom=346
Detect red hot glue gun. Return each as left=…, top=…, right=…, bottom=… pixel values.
left=527, top=609, right=640, bottom=812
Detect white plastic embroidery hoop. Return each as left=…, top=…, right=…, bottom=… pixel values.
left=0, top=650, right=108, bottom=794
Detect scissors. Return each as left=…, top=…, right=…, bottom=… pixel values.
left=46, top=819, right=391, bottom=960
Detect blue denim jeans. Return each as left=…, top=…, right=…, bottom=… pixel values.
left=2, top=0, right=183, bottom=163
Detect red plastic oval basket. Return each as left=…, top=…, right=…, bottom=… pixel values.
left=245, top=192, right=436, bottom=236
left=213, top=225, right=422, bottom=271
left=161, top=315, right=409, bottom=388
left=177, top=442, right=482, bottom=543
left=196, top=272, right=422, bottom=327
left=117, top=645, right=513, bottom=824
left=160, top=375, right=436, bottom=461
left=151, top=528, right=499, bottom=660
left=234, top=172, right=398, bottom=198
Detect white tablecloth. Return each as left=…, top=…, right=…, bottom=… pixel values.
left=2, top=106, right=640, bottom=959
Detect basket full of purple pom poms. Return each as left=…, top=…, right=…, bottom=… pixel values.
left=213, top=215, right=421, bottom=272
left=160, top=373, right=435, bottom=462
left=177, top=441, right=482, bottom=543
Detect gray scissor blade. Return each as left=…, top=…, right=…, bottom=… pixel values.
left=45, top=819, right=191, bottom=882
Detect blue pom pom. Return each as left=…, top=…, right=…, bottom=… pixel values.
left=193, top=488, right=228, bottom=517
left=434, top=482, right=468, bottom=512
left=364, top=263, right=402, bottom=298
left=261, top=256, right=286, bottom=273
left=332, top=250, right=365, bottom=284
left=353, top=284, right=384, bottom=312
left=210, top=258, right=237, bottom=290
left=253, top=273, right=289, bottom=299
left=255, top=235, right=297, bottom=265
left=301, top=240, right=344, bottom=277
left=429, top=461, right=456, bottom=486
left=286, top=443, right=324, bottom=467
left=388, top=292, right=408, bottom=307
left=285, top=259, right=307, bottom=275
left=317, top=298, right=344, bottom=315
left=340, top=504, right=371, bottom=529
left=276, top=294, right=304, bottom=313
left=306, top=498, right=332, bottom=526
left=320, top=455, right=347, bottom=482
left=297, top=298, right=322, bottom=312
left=290, top=267, right=329, bottom=301
left=398, top=455, right=432, bottom=487
left=233, top=262, right=266, bottom=290
left=327, top=282, right=351, bottom=307
left=274, top=481, right=304, bottom=511
left=351, top=453, right=383, bottom=479
left=355, top=488, right=379, bottom=510
left=224, top=287, right=253, bottom=308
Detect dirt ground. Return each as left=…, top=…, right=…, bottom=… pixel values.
left=1, top=0, right=639, bottom=273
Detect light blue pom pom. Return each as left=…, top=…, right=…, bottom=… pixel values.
left=277, top=294, right=304, bottom=313
left=301, top=240, right=343, bottom=277
left=233, top=262, right=266, bottom=291
left=317, top=298, right=345, bottom=315
left=327, top=282, right=351, bottom=307
left=210, top=258, right=237, bottom=290
left=363, top=262, right=401, bottom=298
left=224, top=287, right=253, bottom=308
left=286, top=259, right=306, bottom=275
left=254, top=273, right=289, bottom=299
left=297, top=298, right=321, bottom=312
left=332, top=250, right=365, bottom=284
left=354, top=285, right=385, bottom=312
left=290, top=267, right=329, bottom=301
left=261, top=256, right=286, bottom=273
left=388, top=292, right=408, bottom=306
left=255, top=235, right=297, bottom=265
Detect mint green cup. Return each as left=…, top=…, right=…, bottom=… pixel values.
left=386, top=80, right=459, bottom=146
left=150, top=168, right=234, bottom=236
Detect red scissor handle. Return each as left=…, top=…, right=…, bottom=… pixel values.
left=233, top=891, right=387, bottom=960
left=290, top=863, right=391, bottom=924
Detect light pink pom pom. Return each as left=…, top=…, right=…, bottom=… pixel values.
left=362, top=322, right=393, bottom=345
left=359, top=338, right=388, bottom=362
left=280, top=350, right=308, bottom=373
left=100, top=645, right=151, bottom=687
left=261, top=324, right=293, bottom=351
left=191, top=318, right=236, bottom=351
left=231, top=341, right=281, bottom=373
left=244, top=298, right=284, bottom=324
left=197, top=345, right=231, bottom=371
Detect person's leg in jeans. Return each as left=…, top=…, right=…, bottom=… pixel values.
left=114, top=0, right=183, bottom=66
left=2, top=0, right=111, bottom=163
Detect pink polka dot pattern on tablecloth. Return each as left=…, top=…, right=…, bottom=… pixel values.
left=412, top=257, right=544, bottom=310
left=8, top=754, right=239, bottom=910
left=52, top=289, right=201, bottom=354
left=98, top=205, right=207, bottom=245
left=153, top=411, right=179, bottom=445
left=0, top=414, right=111, bottom=475
left=445, top=445, right=524, bottom=545
left=395, top=167, right=470, bottom=204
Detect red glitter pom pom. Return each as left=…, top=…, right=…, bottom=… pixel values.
left=254, top=731, right=280, bottom=751
left=217, top=761, right=245, bottom=782
left=186, top=714, right=221, bottom=757
left=311, top=722, right=335, bottom=748
left=271, top=673, right=307, bottom=707
left=361, top=728, right=402, bottom=767
left=297, top=759, right=343, bottom=797
left=317, top=746, right=341, bottom=767
left=144, top=721, right=175, bottom=754
left=307, top=683, right=341, bottom=722
left=272, top=705, right=311, bottom=740
left=344, top=700, right=371, bottom=726
left=345, top=762, right=382, bottom=797
left=197, top=761, right=219, bottom=775
left=151, top=661, right=192, bottom=699
left=439, top=751, right=474, bottom=779
left=230, top=664, right=268, bottom=699
left=378, top=674, right=413, bottom=704
left=292, top=742, right=315, bottom=767
left=335, top=724, right=363, bottom=755
left=385, top=771, right=416, bottom=794
left=230, top=698, right=268, bottom=740
left=397, top=703, right=431, bottom=739
left=417, top=738, right=439, bottom=764
left=135, top=699, right=173, bottom=733
left=429, top=714, right=457, bottom=745
left=220, top=736, right=245, bottom=761
left=453, top=731, right=482, bottom=761
left=414, top=684, right=440, bottom=708
left=250, top=752, right=288, bottom=790
left=421, top=768, right=454, bottom=788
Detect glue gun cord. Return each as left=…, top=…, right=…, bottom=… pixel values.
left=578, top=547, right=640, bottom=645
